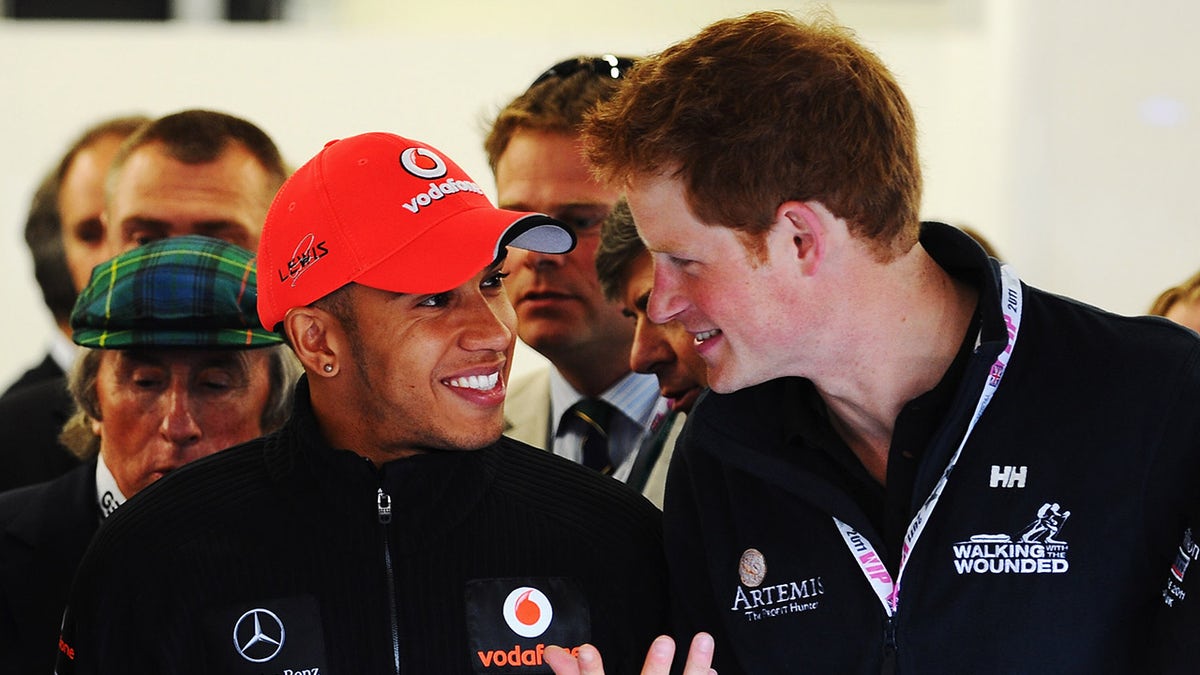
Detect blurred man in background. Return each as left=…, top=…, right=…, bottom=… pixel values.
left=0, top=116, right=149, bottom=491
left=485, top=56, right=668, bottom=496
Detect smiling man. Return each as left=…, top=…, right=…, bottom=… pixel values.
left=55, top=132, right=669, bottom=674
left=551, top=10, right=1200, bottom=675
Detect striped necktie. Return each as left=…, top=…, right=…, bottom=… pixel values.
left=568, top=398, right=615, bottom=474
left=626, top=409, right=679, bottom=494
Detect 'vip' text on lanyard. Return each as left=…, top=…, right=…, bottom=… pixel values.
left=834, top=263, right=1024, bottom=617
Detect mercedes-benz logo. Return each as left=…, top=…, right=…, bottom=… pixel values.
left=233, top=608, right=285, bottom=663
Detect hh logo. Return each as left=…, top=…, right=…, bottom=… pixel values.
left=990, top=465, right=1027, bottom=488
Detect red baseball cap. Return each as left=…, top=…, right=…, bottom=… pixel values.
left=257, top=132, right=575, bottom=331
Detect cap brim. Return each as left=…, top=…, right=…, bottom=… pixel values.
left=73, top=327, right=283, bottom=350
left=355, top=210, right=574, bottom=295
left=500, top=215, right=575, bottom=254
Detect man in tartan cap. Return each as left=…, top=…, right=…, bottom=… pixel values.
left=0, top=109, right=290, bottom=495
left=0, top=235, right=299, bottom=674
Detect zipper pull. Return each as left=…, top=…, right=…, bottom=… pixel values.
left=377, top=487, right=392, bottom=525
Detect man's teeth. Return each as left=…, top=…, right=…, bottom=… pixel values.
left=447, top=373, right=500, bottom=391
left=695, top=329, right=722, bottom=343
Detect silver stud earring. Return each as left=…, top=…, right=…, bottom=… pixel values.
left=323, top=363, right=334, bottom=373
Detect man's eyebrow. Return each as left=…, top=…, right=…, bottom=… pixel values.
left=123, top=216, right=248, bottom=232
left=196, top=353, right=247, bottom=369
left=485, top=254, right=508, bottom=274
left=123, top=349, right=165, bottom=367
left=193, top=220, right=251, bottom=233
left=497, top=201, right=608, bottom=213
left=553, top=202, right=610, bottom=213
left=120, top=217, right=170, bottom=233
left=70, top=216, right=103, bottom=231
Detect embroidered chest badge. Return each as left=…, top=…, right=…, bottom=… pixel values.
left=205, top=596, right=328, bottom=674
left=1162, top=528, right=1198, bottom=607
left=729, top=548, right=825, bottom=622
left=952, top=502, right=1071, bottom=575
left=465, top=577, right=589, bottom=673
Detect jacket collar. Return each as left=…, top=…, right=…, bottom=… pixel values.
left=263, top=376, right=498, bottom=538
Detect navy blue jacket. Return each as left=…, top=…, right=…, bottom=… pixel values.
left=56, top=380, right=668, bottom=674
left=0, top=460, right=98, bottom=674
left=664, top=223, right=1200, bottom=673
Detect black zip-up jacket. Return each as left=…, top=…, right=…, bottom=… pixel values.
left=664, top=223, right=1200, bottom=673
left=56, top=378, right=669, bottom=674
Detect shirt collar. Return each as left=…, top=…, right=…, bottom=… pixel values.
left=95, top=454, right=128, bottom=519
left=548, top=368, right=663, bottom=434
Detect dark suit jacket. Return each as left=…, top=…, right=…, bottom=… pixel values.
left=0, top=376, right=81, bottom=492
left=0, top=461, right=99, bottom=674
left=1, top=353, right=64, bottom=398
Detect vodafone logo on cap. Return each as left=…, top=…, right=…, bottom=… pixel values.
left=396, top=145, right=486, bottom=215
left=502, top=586, right=553, bottom=638
left=400, top=147, right=447, bottom=179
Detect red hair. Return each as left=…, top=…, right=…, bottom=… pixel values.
left=583, top=11, right=922, bottom=260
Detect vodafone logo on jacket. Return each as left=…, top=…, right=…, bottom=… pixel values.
left=503, top=587, right=553, bottom=638
left=465, top=578, right=590, bottom=673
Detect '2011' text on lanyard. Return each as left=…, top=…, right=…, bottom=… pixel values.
left=833, top=263, right=1023, bottom=617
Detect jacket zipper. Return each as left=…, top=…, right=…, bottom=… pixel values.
left=882, top=614, right=898, bottom=674
left=378, top=487, right=400, bottom=675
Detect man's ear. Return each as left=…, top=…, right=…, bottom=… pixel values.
left=283, top=304, right=346, bottom=378
left=776, top=200, right=827, bottom=275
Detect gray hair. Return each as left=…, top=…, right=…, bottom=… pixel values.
left=60, top=345, right=301, bottom=459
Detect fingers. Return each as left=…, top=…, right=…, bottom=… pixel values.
left=576, top=644, right=606, bottom=674
left=641, top=635, right=677, bottom=673
left=544, top=645, right=582, bottom=675
left=545, top=633, right=717, bottom=675
left=641, top=633, right=715, bottom=674
left=681, top=632, right=717, bottom=674
left=544, top=644, right=605, bottom=675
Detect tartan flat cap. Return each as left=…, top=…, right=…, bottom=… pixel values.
left=71, top=235, right=282, bottom=349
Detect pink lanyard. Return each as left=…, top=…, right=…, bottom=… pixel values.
left=834, top=264, right=1023, bottom=617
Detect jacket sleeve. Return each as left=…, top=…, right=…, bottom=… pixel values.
left=54, top=519, right=181, bottom=673
left=1149, top=340, right=1200, bottom=672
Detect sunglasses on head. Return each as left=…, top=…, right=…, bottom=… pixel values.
left=530, top=54, right=637, bottom=88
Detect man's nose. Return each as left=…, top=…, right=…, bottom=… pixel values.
left=630, top=319, right=673, bottom=375
left=159, top=387, right=202, bottom=446
left=461, top=295, right=515, bottom=353
left=648, top=265, right=688, bottom=325
left=522, top=248, right=566, bottom=270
